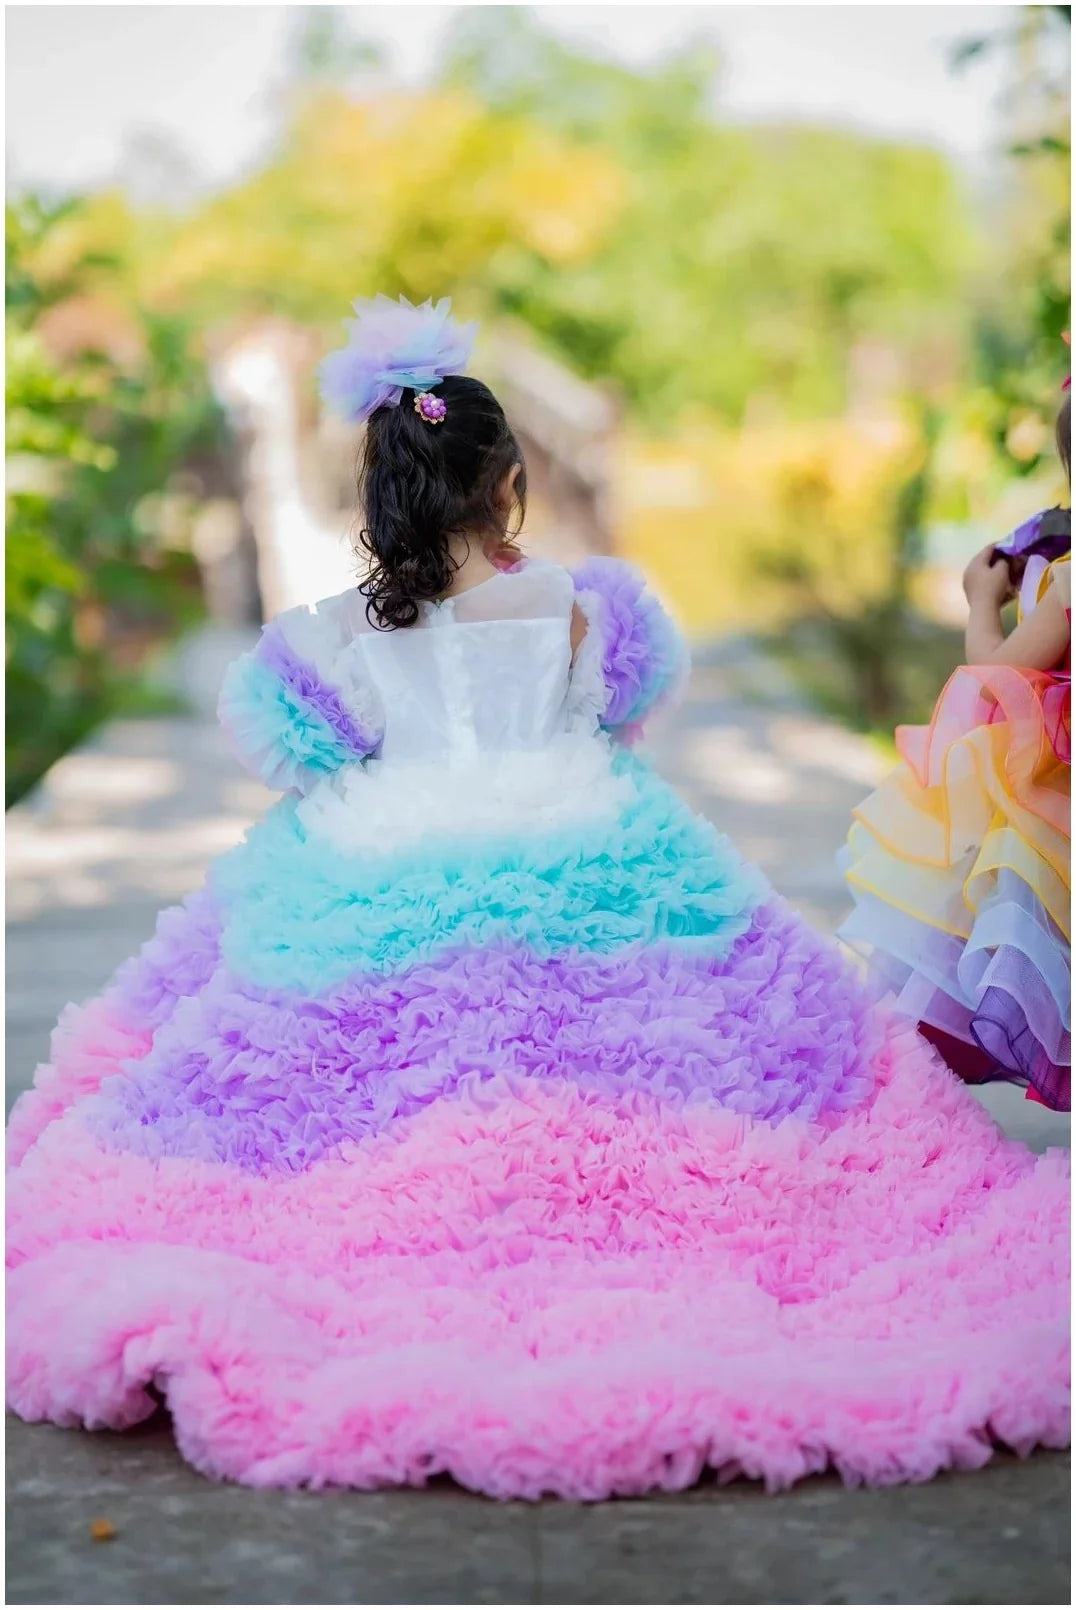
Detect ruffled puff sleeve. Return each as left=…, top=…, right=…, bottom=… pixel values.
left=570, top=558, right=689, bottom=743
left=218, top=594, right=384, bottom=794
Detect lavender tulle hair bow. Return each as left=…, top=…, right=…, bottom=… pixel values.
left=318, top=294, right=478, bottom=424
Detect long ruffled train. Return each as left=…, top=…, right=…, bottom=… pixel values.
left=7, top=753, right=1070, bottom=1496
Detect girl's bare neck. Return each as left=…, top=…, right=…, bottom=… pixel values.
left=442, top=535, right=503, bottom=598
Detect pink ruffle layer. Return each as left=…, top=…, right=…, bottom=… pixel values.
left=8, top=1022, right=1068, bottom=1500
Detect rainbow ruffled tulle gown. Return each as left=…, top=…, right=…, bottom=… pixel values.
left=841, top=555, right=1071, bottom=1112
left=7, top=558, right=1069, bottom=1498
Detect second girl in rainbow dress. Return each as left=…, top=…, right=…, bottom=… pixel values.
left=842, top=397, right=1071, bottom=1112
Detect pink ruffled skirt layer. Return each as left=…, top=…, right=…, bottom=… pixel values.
left=8, top=1016, right=1069, bottom=1499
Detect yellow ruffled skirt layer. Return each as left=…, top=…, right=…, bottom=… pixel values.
left=841, top=664, right=1070, bottom=1109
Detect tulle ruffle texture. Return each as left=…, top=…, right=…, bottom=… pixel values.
left=213, top=753, right=763, bottom=991
left=8, top=561, right=1069, bottom=1499
left=295, top=733, right=635, bottom=860
left=7, top=992, right=1070, bottom=1497
left=843, top=658, right=1070, bottom=1109
left=8, top=754, right=1070, bottom=1497
left=77, top=898, right=877, bottom=1175
left=572, top=558, right=689, bottom=743
left=218, top=611, right=383, bottom=795
left=317, top=294, right=478, bottom=424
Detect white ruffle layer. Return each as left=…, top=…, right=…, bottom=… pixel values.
left=296, top=731, right=634, bottom=858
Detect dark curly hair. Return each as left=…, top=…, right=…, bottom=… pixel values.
left=356, top=375, right=527, bottom=629
left=1057, top=390, right=1071, bottom=483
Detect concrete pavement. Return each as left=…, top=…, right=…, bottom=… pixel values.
left=6, top=1417, right=1069, bottom=1605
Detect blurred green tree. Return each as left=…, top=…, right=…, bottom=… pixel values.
left=10, top=8, right=1058, bottom=763
left=956, top=4, right=1070, bottom=474
left=446, top=8, right=977, bottom=425
left=117, top=7, right=977, bottom=433
left=6, top=195, right=223, bottom=806
left=141, top=87, right=623, bottom=332
left=286, top=4, right=386, bottom=84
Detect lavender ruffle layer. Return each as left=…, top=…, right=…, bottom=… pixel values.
left=257, top=621, right=380, bottom=758
left=109, top=889, right=222, bottom=1031
left=571, top=559, right=687, bottom=732
left=85, top=898, right=882, bottom=1175
left=840, top=874, right=1070, bottom=1111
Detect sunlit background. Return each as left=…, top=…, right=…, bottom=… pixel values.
left=6, top=3, right=1071, bottom=808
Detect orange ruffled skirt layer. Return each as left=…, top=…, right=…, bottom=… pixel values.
left=841, top=663, right=1070, bottom=1110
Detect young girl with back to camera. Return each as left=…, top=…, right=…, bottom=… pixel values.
left=7, top=298, right=1069, bottom=1500
left=842, top=385, right=1070, bottom=1114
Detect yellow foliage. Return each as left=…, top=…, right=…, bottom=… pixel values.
left=614, top=418, right=922, bottom=635
left=146, top=90, right=624, bottom=317
left=17, top=193, right=137, bottom=300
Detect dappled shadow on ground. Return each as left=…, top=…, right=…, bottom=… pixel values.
left=650, top=642, right=885, bottom=932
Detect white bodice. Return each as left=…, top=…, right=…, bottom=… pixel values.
left=350, top=562, right=582, bottom=764
left=293, top=560, right=625, bottom=855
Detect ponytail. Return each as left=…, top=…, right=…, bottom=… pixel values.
left=356, top=375, right=526, bottom=629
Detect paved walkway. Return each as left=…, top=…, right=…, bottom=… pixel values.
left=7, top=1418, right=1068, bottom=1606
left=6, top=629, right=1070, bottom=1605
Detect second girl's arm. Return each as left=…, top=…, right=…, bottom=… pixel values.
left=963, top=546, right=1070, bottom=670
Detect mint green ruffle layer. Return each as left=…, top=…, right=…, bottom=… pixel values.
left=212, top=753, right=768, bottom=992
